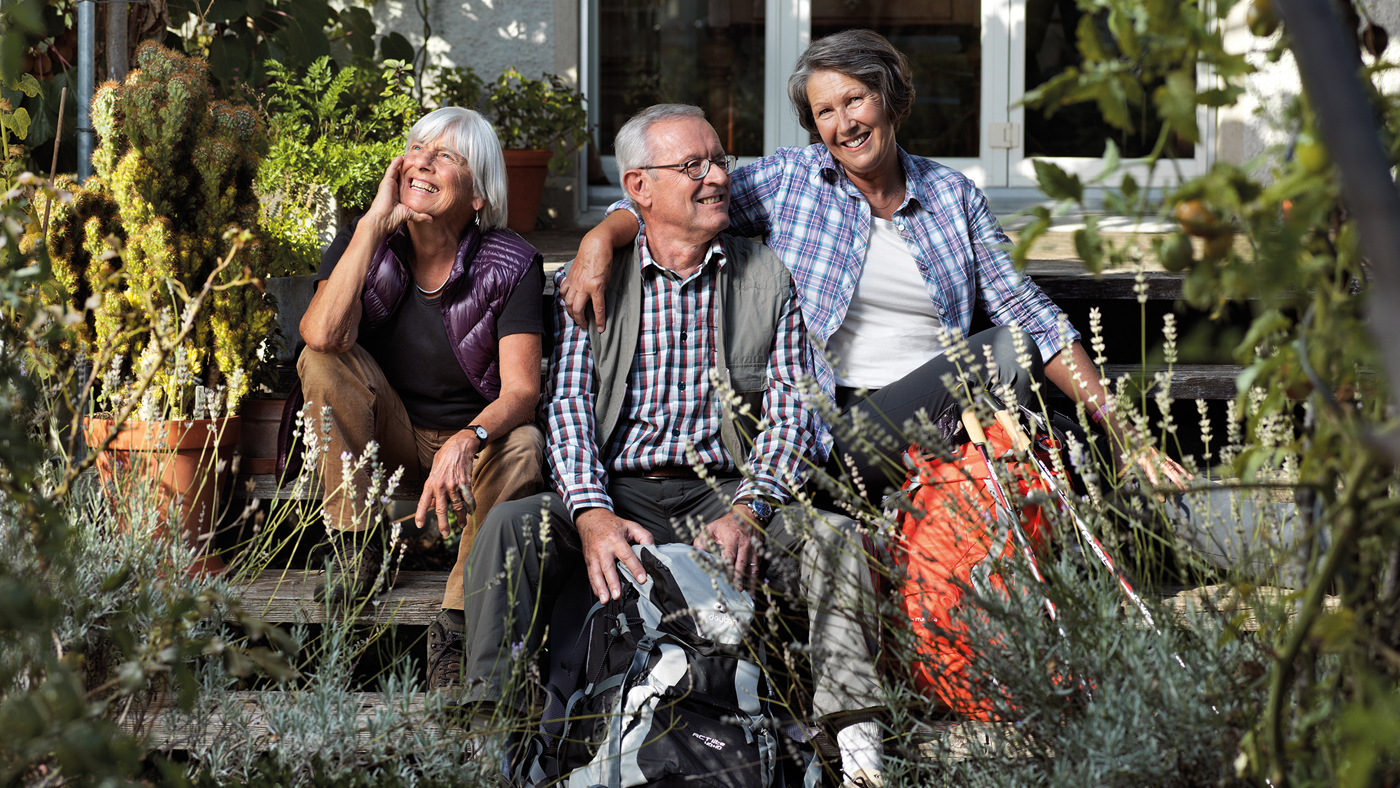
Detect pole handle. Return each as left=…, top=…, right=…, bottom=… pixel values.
left=961, top=408, right=988, bottom=447
left=995, top=410, right=1032, bottom=454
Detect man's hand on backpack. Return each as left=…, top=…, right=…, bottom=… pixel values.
left=694, top=509, right=763, bottom=586
left=576, top=508, right=655, bottom=603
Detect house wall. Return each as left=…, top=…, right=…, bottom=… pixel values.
left=365, top=0, right=1400, bottom=220
left=1219, top=0, right=1400, bottom=172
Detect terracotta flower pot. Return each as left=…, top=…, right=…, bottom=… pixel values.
left=238, top=398, right=287, bottom=475
left=83, top=416, right=242, bottom=576
left=503, top=148, right=554, bottom=234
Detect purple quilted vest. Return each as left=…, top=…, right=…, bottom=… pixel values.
left=360, top=224, right=541, bottom=401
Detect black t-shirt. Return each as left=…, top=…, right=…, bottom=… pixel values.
left=315, top=219, right=544, bottom=430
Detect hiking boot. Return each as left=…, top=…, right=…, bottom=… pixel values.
left=428, top=613, right=467, bottom=704
left=314, top=529, right=387, bottom=605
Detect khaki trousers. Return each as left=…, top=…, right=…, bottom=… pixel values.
left=297, top=345, right=545, bottom=610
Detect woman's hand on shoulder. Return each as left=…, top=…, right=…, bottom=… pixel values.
left=364, top=156, right=432, bottom=236
left=561, top=233, right=614, bottom=331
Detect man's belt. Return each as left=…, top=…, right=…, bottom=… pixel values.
left=615, top=465, right=739, bottom=480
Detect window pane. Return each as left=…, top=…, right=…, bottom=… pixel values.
left=812, top=0, right=982, bottom=158
left=1024, top=0, right=1193, bottom=158
left=597, top=0, right=765, bottom=158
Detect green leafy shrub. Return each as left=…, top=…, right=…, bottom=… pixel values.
left=427, top=65, right=590, bottom=173
left=256, top=56, right=419, bottom=274
left=1012, top=0, right=1400, bottom=784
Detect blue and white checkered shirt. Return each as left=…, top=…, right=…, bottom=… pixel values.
left=546, top=234, right=813, bottom=518
left=609, top=145, right=1078, bottom=449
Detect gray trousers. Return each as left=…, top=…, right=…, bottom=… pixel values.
left=458, top=477, right=884, bottom=721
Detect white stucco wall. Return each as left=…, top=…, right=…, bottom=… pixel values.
left=1218, top=0, right=1400, bottom=172
left=368, top=0, right=572, bottom=84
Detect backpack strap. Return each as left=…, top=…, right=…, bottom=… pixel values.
left=605, top=632, right=660, bottom=788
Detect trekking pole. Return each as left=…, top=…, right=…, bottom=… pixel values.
left=993, top=409, right=1157, bottom=630
left=960, top=407, right=1063, bottom=635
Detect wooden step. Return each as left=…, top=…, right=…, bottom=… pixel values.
left=235, top=569, right=448, bottom=626
left=540, top=258, right=1189, bottom=302
left=126, top=691, right=454, bottom=753
left=1048, top=363, right=1244, bottom=401
left=231, top=475, right=423, bottom=502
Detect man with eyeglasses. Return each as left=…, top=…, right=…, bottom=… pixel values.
left=450, top=105, right=886, bottom=779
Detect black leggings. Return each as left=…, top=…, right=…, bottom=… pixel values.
left=828, top=325, right=1045, bottom=496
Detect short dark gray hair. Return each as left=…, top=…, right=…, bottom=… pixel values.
left=406, top=107, right=508, bottom=231
left=786, top=29, right=915, bottom=137
left=613, top=104, right=708, bottom=176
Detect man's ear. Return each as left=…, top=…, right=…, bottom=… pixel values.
left=622, top=170, right=652, bottom=209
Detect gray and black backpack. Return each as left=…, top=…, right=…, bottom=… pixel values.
left=514, top=542, right=780, bottom=788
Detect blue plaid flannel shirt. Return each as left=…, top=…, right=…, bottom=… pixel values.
left=608, top=144, right=1078, bottom=454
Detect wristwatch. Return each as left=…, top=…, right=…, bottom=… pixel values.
left=737, top=497, right=775, bottom=525
left=468, top=424, right=488, bottom=444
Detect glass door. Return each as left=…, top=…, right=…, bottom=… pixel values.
left=589, top=0, right=767, bottom=188
left=1005, top=0, right=1209, bottom=187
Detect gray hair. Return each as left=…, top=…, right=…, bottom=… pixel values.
left=786, top=29, right=915, bottom=137
left=405, top=106, right=509, bottom=231
left=613, top=104, right=708, bottom=176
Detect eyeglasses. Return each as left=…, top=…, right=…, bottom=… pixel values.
left=636, top=155, right=737, bottom=180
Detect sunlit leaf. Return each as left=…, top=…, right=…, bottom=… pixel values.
left=1154, top=69, right=1200, bottom=143
left=1033, top=159, right=1083, bottom=202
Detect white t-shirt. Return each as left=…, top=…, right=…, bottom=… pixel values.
left=826, top=216, right=946, bottom=389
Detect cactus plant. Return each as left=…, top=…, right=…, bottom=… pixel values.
left=44, top=42, right=275, bottom=417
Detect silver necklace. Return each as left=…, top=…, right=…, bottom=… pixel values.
left=417, top=278, right=447, bottom=296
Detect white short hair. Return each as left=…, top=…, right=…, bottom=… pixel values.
left=405, top=107, right=509, bottom=231
left=613, top=104, right=707, bottom=176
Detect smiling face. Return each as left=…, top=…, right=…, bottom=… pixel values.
left=399, top=134, right=486, bottom=231
left=806, top=69, right=900, bottom=185
left=625, top=116, right=731, bottom=244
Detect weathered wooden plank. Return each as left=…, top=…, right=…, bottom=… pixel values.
left=234, top=569, right=448, bottom=626
left=540, top=259, right=1189, bottom=301
left=1162, top=584, right=1339, bottom=632
left=1029, top=268, right=1184, bottom=301
left=124, top=691, right=457, bottom=753
left=230, top=475, right=424, bottom=503
left=1044, top=363, right=1244, bottom=400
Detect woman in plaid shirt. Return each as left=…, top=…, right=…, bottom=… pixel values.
left=566, top=29, right=1188, bottom=495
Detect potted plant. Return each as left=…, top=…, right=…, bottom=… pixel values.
left=431, top=65, right=591, bottom=233
left=43, top=42, right=277, bottom=575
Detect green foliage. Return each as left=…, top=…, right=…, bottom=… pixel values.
left=885, top=559, right=1267, bottom=787
left=428, top=65, right=591, bottom=173
left=0, top=176, right=297, bottom=787
left=41, top=42, right=277, bottom=416
left=166, top=0, right=409, bottom=97
left=0, top=71, right=39, bottom=180
left=256, top=56, right=418, bottom=273
left=485, top=68, right=590, bottom=165
left=1021, top=0, right=1250, bottom=148
left=1017, top=1, right=1400, bottom=784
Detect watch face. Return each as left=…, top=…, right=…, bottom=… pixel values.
left=472, top=425, right=488, bottom=442
left=749, top=500, right=774, bottom=522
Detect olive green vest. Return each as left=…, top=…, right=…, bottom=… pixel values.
left=561, top=234, right=794, bottom=470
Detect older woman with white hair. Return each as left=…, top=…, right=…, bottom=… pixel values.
left=298, top=107, right=546, bottom=691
